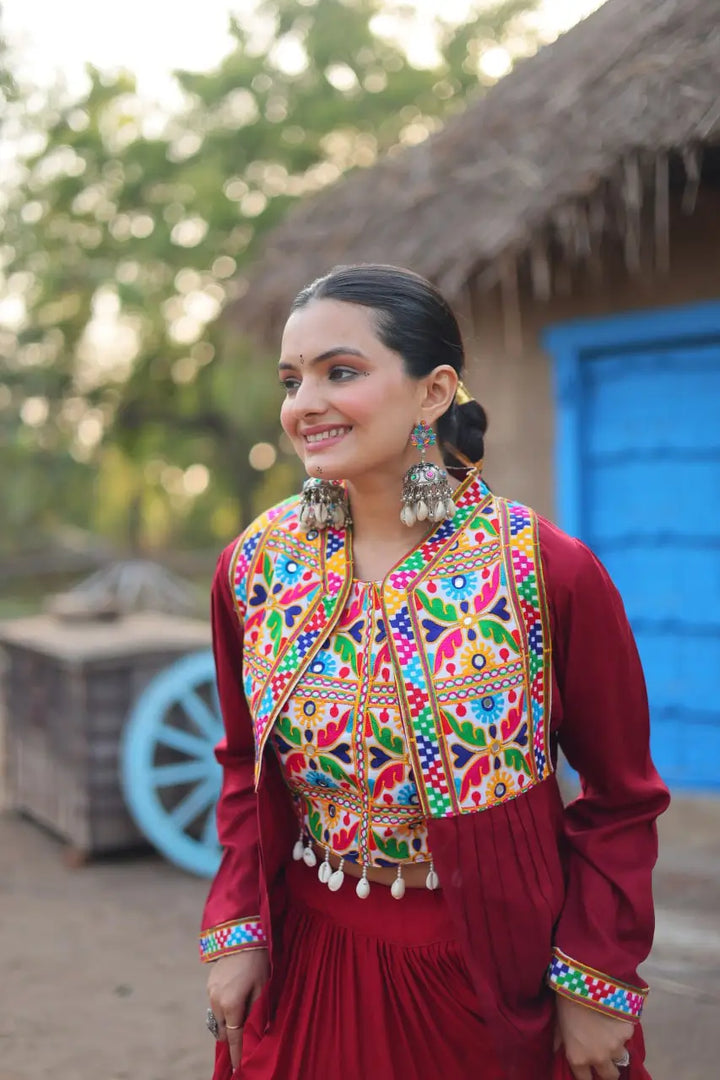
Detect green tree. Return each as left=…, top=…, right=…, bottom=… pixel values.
left=1, top=0, right=536, bottom=555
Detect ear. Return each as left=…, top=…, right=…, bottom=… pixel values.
left=419, top=365, right=459, bottom=424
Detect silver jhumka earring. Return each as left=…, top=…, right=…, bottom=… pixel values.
left=299, top=477, right=351, bottom=531
left=400, top=421, right=456, bottom=528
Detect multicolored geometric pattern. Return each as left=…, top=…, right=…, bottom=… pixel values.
left=270, top=580, right=430, bottom=868
left=232, top=474, right=553, bottom=815
left=230, top=499, right=352, bottom=784
left=381, top=480, right=552, bottom=817
left=547, top=948, right=647, bottom=1019
left=198, top=916, right=267, bottom=962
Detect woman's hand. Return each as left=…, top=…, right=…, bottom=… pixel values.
left=554, top=994, right=634, bottom=1080
left=207, top=949, right=270, bottom=1070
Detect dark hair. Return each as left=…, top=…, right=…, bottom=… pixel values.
left=290, top=264, right=487, bottom=469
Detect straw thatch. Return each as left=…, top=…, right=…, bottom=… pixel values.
left=232, top=0, right=720, bottom=344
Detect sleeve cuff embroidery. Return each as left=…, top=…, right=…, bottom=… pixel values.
left=199, top=917, right=267, bottom=962
left=547, top=947, right=647, bottom=1020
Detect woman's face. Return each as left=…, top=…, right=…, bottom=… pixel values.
left=278, top=298, right=433, bottom=483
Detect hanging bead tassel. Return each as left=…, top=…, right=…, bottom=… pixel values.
left=391, top=865, right=406, bottom=900
left=328, top=857, right=345, bottom=893
left=292, top=828, right=305, bottom=862
left=425, top=861, right=439, bottom=891
left=318, top=846, right=332, bottom=885
left=355, top=864, right=370, bottom=900
left=302, top=842, right=317, bottom=867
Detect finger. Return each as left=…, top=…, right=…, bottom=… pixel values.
left=568, top=1065, right=593, bottom=1080
left=593, top=1061, right=620, bottom=1080
left=227, top=1025, right=243, bottom=1070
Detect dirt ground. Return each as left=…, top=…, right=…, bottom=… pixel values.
left=1, top=797, right=719, bottom=1080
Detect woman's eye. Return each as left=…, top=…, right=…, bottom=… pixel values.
left=328, top=366, right=358, bottom=382
left=280, top=378, right=300, bottom=394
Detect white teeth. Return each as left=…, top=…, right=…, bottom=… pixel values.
left=305, top=427, right=349, bottom=444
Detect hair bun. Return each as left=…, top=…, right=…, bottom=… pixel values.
left=442, top=399, right=487, bottom=470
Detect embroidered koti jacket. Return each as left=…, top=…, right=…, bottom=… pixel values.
left=201, top=475, right=669, bottom=1072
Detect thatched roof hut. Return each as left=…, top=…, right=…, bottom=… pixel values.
left=233, top=0, right=720, bottom=345
left=226, top=0, right=720, bottom=797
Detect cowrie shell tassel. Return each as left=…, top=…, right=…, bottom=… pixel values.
left=318, top=847, right=331, bottom=884
left=356, top=866, right=370, bottom=899
left=302, top=844, right=317, bottom=867
left=391, top=865, right=406, bottom=900
left=328, top=858, right=345, bottom=892
left=400, top=505, right=416, bottom=527
left=426, top=861, right=439, bottom=890
left=292, top=830, right=304, bottom=861
left=416, top=500, right=428, bottom=522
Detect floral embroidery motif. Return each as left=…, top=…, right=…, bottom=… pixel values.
left=547, top=948, right=647, bottom=1019
left=271, top=581, right=429, bottom=867
left=199, top=917, right=266, bottom=962
left=381, top=485, right=552, bottom=817
left=233, top=476, right=553, bottom=817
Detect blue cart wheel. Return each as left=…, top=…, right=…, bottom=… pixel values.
left=121, top=650, right=224, bottom=877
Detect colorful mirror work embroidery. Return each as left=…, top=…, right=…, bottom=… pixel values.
left=270, top=580, right=429, bottom=868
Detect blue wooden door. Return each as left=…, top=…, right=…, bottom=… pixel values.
left=545, top=303, right=720, bottom=791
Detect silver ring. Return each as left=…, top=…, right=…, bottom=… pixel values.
left=206, top=1008, right=221, bottom=1039
left=612, top=1049, right=631, bottom=1068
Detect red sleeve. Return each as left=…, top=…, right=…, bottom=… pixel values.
left=539, top=518, right=670, bottom=1020
left=198, top=541, right=266, bottom=962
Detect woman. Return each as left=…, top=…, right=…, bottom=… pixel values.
left=200, top=264, right=669, bottom=1080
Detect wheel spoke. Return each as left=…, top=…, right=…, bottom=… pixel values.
left=201, top=807, right=219, bottom=847
left=179, top=688, right=224, bottom=742
left=211, top=682, right=221, bottom=719
left=154, top=724, right=209, bottom=759
left=149, top=760, right=211, bottom=787
left=168, top=778, right=218, bottom=831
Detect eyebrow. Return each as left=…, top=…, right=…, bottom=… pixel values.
left=278, top=347, right=367, bottom=371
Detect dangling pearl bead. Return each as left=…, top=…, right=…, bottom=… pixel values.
left=391, top=865, right=406, bottom=900
left=416, top=500, right=428, bottom=522
left=425, top=861, right=439, bottom=890
left=328, top=858, right=345, bottom=892
left=318, top=847, right=331, bottom=884
left=302, top=844, right=317, bottom=867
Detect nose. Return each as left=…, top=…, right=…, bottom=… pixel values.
left=290, top=373, right=326, bottom=419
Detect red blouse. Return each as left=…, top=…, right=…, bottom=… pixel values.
left=200, top=512, right=669, bottom=1074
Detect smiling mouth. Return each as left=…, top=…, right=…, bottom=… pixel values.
left=303, top=426, right=352, bottom=446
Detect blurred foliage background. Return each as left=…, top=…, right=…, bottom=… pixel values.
left=0, top=0, right=538, bottom=594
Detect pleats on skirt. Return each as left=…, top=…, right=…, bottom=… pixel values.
left=211, top=858, right=649, bottom=1080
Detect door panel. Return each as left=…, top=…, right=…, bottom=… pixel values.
left=548, top=308, right=720, bottom=790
